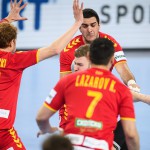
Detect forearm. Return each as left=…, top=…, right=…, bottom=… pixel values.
left=115, top=62, right=141, bottom=93
left=0, top=18, right=10, bottom=23
left=50, top=21, right=82, bottom=54
left=36, top=119, right=51, bottom=133
left=116, top=63, right=135, bottom=85
left=38, top=21, right=82, bottom=61
left=132, top=92, right=150, bottom=104
left=126, top=135, right=140, bottom=150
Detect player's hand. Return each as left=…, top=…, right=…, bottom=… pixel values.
left=73, top=0, right=83, bottom=25
left=5, top=0, right=28, bottom=23
left=127, top=80, right=140, bottom=93
left=37, top=127, right=64, bottom=138
left=128, top=84, right=140, bottom=93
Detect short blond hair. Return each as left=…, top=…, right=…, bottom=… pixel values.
left=0, top=23, right=17, bottom=48
left=74, top=44, right=90, bottom=58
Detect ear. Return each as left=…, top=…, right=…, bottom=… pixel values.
left=9, top=39, right=15, bottom=47
left=98, top=24, right=100, bottom=29
left=86, top=51, right=90, bottom=60
left=79, top=26, right=82, bottom=33
left=110, top=55, right=114, bottom=65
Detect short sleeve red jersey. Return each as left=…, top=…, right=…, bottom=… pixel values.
left=60, top=32, right=126, bottom=73
left=0, top=50, right=38, bottom=129
left=44, top=68, right=135, bottom=149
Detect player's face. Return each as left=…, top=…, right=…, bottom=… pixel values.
left=80, top=17, right=100, bottom=44
left=74, top=56, right=90, bottom=72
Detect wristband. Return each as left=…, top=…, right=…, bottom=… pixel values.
left=127, top=79, right=136, bottom=86
left=2, top=18, right=9, bottom=23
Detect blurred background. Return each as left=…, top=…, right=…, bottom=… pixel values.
left=0, top=0, right=150, bottom=149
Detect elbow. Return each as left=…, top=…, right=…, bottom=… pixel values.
left=36, top=114, right=48, bottom=123
left=125, top=130, right=138, bottom=140
left=54, top=48, right=61, bottom=55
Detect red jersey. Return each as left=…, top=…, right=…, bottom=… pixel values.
left=44, top=68, right=135, bottom=149
left=59, top=32, right=127, bottom=129
left=0, top=50, right=38, bottom=129
left=60, top=32, right=126, bottom=73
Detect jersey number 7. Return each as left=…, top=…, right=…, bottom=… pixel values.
left=86, top=90, right=103, bottom=118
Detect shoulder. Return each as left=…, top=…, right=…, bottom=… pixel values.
left=100, top=32, right=122, bottom=50
left=110, top=73, right=128, bottom=89
left=61, top=35, right=84, bottom=54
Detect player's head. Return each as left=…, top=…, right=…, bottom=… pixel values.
left=80, top=8, right=100, bottom=44
left=89, top=38, right=114, bottom=68
left=0, top=23, right=17, bottom=53
left=73, top=44, right=90, bottom=72
left=42, top=135, right=73, bottom=150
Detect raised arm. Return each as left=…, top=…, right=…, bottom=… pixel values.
left=131, top=91, right=150, bottom=105
left=115, top=62, right=140, bottom=92
left=3, top=0, right=27, bottom=23
left=38, top=0, right=83, bottom=62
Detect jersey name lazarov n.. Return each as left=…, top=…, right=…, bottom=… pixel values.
left=75, top=74, right=116, bottom=93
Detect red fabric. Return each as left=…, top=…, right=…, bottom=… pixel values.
left=45, top=68, right=135, bottom=149
left=0, top=50, right=38, bottom=129
left=60, top=32, right=124, bottom=73
left=0, top=127, right=26, bottom=150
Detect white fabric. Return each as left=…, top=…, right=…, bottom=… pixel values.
left=66, top=133, right=109, bottom=150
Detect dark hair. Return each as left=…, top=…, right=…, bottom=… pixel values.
left=0, top=23, right=17, bottom=48
left=89, top=38, right=114, bottom=65
left=75, top=44, right=90, bottom=58
left=42, top=135, right=73, bottom=150
left=83, top=8, right=100, bottom=24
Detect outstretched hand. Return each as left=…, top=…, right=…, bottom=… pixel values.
left=5, top=0, right=28, bottom=23
left=73, top=0, right=84, bottom=24
left=37, top=127, right=64, bottom=138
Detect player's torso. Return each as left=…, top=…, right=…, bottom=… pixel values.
left=63, top=68, right=119, bottom=141
left=60, top=33, right=124, bottom=72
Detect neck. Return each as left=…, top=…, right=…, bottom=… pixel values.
left=91, top=64, right=110, bottom=71
left=0, top=48, right=13, bottom=52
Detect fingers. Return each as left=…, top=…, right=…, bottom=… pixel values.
left=20, top=2, right=28, bottom=11
left=80, top=2, right=83, bottom=11
left=10, top=0, right=13, bottom=9
left=14, top=0, right=17, bottom=6
left=73, top=0, right=83, bottom=12
left=18, top=0, right=23, bottom=6
left=20, top=17, right=28, bottom=21
left=37, top=131, right=43, bottom=138
left=73, top=0, right=78, bottom=11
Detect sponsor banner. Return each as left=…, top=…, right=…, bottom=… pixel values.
left=0, top=0, right=150, bottom=49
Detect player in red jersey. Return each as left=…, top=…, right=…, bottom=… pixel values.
left=60, top=8, right=140, bottom=91
left=59, top=8, right=140, bottom=150
left=61, top=44, right=150, bottom=150
left=0, top=0, right=83, bottom=149
left=36, top=38, right=139, bottom=150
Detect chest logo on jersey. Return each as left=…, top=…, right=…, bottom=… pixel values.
left=64, top=38, right=81, bottom=52
left=0, top=58, right=7, bottom=68
left=75, top=118, right=102, bottom=129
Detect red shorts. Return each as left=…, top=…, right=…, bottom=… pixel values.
left=0, top=127, right=26, bottom=150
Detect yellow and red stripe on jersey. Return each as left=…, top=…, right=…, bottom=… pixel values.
left=9, top=128, right=23, bottom=148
